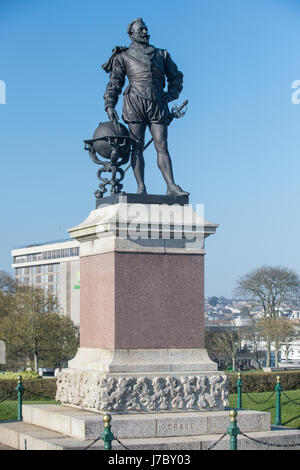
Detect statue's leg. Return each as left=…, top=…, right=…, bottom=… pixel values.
left=150, top=123, right=189, bottom=196
left=149, top=123, right=174, bottom=186
left=129, top=122, right=147, bottom=194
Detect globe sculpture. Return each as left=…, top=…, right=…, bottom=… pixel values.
left=84, top=121, right=132, bottom=198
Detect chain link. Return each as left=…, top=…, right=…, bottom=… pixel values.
left=22, top=386, right=55, bottom=401
left=114, top=436, right=131, bottom=450
left=83, top=435, right=102, bottom=450
left=82, top=435, right=131, bottom=450
left=281, top=390, right=300, bottom=406
left=244, top=390, right=275, bottom=404
left=82, top=430, right=300, bottom=451
left=0, top=391, right=17, bottom=404
left=2, top=378, right=300, bottom=451
left=240, top=431, right=300, bottom=449
left=206, top=432, right=227, bottom=450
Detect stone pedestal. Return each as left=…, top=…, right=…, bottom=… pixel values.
left=4, top=194, right=300, bottom=449
left=56, top=194, right=228, bottom=413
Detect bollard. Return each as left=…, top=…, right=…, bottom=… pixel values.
left=16, top=375, right=24, bottom=421
left=102, top=414, right=115, bottom=450
left=275, top=375, right=282, bottom=426
left=227, top=409, right=240, bottom=450
left=236, top=372, right=242, bottom=410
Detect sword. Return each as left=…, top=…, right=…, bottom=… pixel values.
left=171, top=99, right=189, bottom=119
left=143, top=99, right=189, bottom=151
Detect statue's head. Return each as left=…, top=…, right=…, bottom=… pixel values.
left=127, top=18, right=150, bottom=45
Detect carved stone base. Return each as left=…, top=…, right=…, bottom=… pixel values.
left=55, top=348, right=229, bottom=414
left=56, top=370, right=229, bottom=414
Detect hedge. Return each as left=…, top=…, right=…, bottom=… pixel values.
left=0, top=371, right=39, bottom=380
left=0, top=372, right=299, bottom=401
left=0, top=378, right=57, bottom=400
left=226, top=371, right=300, bottom=393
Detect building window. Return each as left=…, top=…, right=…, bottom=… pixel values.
left=13, top=253, right=42, bottom=264
left=14, top=264, right=60, bottom=287
left=40, top=247, right=79, bottom=261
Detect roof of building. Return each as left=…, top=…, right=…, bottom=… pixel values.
left=13, top=238, right=74, bottom=249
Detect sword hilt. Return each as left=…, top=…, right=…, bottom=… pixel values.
left=171, top=99, right=189, bottom=119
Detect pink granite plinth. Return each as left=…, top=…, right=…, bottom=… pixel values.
left=80, top=251, right=205, bottom=350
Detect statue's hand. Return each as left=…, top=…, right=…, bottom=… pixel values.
left=162, top=92, right=174, bottom=103
left=107, top=107, right=119, bottom=122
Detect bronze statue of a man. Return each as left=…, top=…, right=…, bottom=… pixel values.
left=102, top=18, right=189, bottom=197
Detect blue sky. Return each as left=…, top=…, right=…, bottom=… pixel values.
left=1, top=0, right=300, bottom=297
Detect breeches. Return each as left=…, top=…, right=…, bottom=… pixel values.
left=122, top=92, right=172, bottom=126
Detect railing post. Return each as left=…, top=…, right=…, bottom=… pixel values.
left=16, top=375, right=24, bottom=421
left=102, top=414, right=115, bottom=450
left=275, top=375, right=282, bottom=426
left=236, top=372, right=242, bottom=410
left=227, top=409, right=240, bottom=450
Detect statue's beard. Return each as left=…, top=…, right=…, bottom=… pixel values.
left=130, top=33, right=150, bottom=45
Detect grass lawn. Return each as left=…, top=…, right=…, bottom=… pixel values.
left=1, top=391, right=300, bottom=429
left=229, top=389, right=300, bottom=428
left=0, top=400, right=58, bottom=421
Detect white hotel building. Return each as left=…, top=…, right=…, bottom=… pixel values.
left=11, top=239, right=80, bottom=325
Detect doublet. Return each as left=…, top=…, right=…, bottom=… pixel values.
left=103, top=44, right=183, bottom=125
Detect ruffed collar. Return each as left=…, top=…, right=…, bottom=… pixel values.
left=102, top=43, right=156, bottom=73
left=128, top=42, right=155, bottom=55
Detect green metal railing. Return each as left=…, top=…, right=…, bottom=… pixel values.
left=236, top=373, right=242, bottom=410
left=101, top=414, right=115, bottom=450
left=0, top=375, right=55, bottom=421
left=275, top=375, right=282, bottom=426
left=98, top=410, right=241, bottom=451
left=1, top=375, right=300, bottom=450
left=235, top=373, right=297, bottom=426
left=96, top=409, right=300, bottom=451
left=17, top=375, right=24, bottom=421
left=227, top=409, right=240, bottom=450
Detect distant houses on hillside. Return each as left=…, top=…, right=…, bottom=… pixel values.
left=205, top=296, right=300, bottom=325
left=205, top=296, right=300, bottom=365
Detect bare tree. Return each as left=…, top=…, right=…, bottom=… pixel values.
left=235, top=266, right=300, bottom=365
left=235, top=266, right=300, bottom=318
left=206, top=328, right=241, bottom=371
left=281, top=327, right=299, bottom=362
left=258, top=317, right=298, bottom=366
left=241, top=320, right=264, bottom=365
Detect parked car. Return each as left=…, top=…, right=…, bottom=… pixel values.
left=38, top=368, right=55, bottom=377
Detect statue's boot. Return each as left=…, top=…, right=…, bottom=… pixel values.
left=137, top=184, right=147, bottom=195
left=166, top=183, right=189, bottom=197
